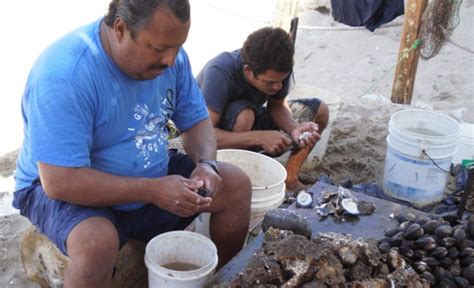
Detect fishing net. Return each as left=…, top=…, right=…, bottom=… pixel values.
left=419, top=0, right=463, bottom=59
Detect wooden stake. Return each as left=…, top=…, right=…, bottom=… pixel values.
left=391, top=0, right=428, bottom=104
left=272, top=0, right=299, bottom=31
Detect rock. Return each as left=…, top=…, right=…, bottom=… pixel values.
left=262, top=208, right=312, bottom=238
left=20, top=226, right=147, bottom=287
left=237, top=251, right=284, bottom=286
left=0, top=149, right=19, bottom=177
left=0, top=214, right=39, bottom=287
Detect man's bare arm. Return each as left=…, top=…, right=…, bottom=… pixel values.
left=207, top=108, right=292, bottom=155
left=207, top=109, right=262, bottom=149
left=267, top=98, right=299, bottom=135
left=180, top=118, right=218, bottom=161
left=38, top=162, right=211, bottom=216
left=38, top=163, right=152, bottom=206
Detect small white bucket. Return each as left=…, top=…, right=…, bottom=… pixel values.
left=144, top=231, right=218, bottom=288
left=195, top=149, right=286, bottom=238
left=288, top=85, right=341, bottom=165
left=383, top=110, right=461, bottom=207
left=452, top=123, right=474, bottom=166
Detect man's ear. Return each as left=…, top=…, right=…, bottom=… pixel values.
left=113, top=18, right=128, bottom=42
left=242, top=64, right=255, bottom=80
left=243, top=64, right=252, bottom=73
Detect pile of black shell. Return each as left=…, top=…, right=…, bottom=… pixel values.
left=378, top=212, right=474, bottom=287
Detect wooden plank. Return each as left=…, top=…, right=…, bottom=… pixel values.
left=207, top=182, right=430, bottom=286
left=391, top=0, right=428, bottom=104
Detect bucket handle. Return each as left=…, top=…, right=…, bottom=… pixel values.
left=422, top=149, right=451, bottom=174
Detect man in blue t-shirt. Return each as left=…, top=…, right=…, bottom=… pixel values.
left=13, top=0, right=251, bottom=285
left=197, top=27, right=329, bottom=192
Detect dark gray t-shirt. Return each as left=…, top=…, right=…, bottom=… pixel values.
left=196, top=49, right=292, bottom=115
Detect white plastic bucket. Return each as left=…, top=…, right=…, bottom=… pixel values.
left=287, top=85, right=341, bottom=170
left=452, top=123, right=474, bottom=166
left=195, top=149, right=286, bottom=238
left=144, top=231, right=218, bottom=288
left=383, top=110, right=461, bottom=207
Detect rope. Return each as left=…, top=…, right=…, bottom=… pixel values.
left=299, top=23, right=472, bottom=54
left=359, top=39, right=422, bottom=97
left=299, top=22, right=403, bottom=31
left=447, top=38, right=474, bottom=54
left=199, top=2, right=472, bottom=55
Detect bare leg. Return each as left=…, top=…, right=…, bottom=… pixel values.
left=64, top=217, right=119, bottom=288
left=207, top=162, right=252, bottom=270
left=286, top=101, right=330, bottom=191
left=232, top=108, right=255, bottom=132
left=286, top=146, right=313, bottom=192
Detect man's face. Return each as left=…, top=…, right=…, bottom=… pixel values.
left=112, top=7, right=190, bottom=80
left=244, top=66, right=290, bottom=95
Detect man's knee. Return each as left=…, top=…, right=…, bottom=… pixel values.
left=213, top=162, right=252, bottom=209
left=233, top=108, right=255, bottom=132
left=67, top=217, right=119, bottom=270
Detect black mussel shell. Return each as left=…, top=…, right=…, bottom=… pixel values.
left=435, top=225, right=453, bottom=238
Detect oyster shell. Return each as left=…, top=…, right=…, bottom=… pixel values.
left=341, top=198, right=360, bottom=215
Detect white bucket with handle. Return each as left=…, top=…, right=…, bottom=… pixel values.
left=383, top=110, right=460, bottom=207
left=144, top=231, right=218, bottom=288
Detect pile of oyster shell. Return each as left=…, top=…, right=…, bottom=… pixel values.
left=227, top=229, right=428, bottom=287
left=315, top=187, right=376, bottom=218
left=379, top=213, right=474, bottom=287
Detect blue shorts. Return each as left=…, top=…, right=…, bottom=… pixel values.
left=218, top=98, right=322, bottom=131
left=13, top=150, right=197, bottom=256
left=218, top=98, right=322, bottom=153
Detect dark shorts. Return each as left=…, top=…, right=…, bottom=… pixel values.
left=218, top=98, right=321, bottom=131
left=12, top=150, right=197, bottom=256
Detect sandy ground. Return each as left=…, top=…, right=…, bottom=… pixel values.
left=1, top=0, right=473, bottom=286
left=292, top=0, right=473, bottom=186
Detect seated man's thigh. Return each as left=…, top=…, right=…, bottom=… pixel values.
left=16, top=184, right=119, bottom=256
left=218, top=100, right=257, bottom=131
left=252, top=106, right=278, bottom=131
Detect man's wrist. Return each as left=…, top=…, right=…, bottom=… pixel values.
left=197, top=159, right=220, bottom=175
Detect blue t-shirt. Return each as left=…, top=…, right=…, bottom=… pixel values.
left=196, top=49, right=292, bottom=115
left=14, top=19, right=208, bottom=210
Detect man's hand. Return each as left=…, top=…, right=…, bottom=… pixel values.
left=291, top=122, right=320, bottom=149
left=259, top=131, right=293, bottom=156
left=190, top=163, right=222, bottom=199
left=147, top=175, right=212, bottom=217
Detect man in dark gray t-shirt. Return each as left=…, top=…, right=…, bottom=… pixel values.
left=197, top=27, right=329, bottom=192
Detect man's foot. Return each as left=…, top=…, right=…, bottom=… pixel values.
left=285, top=180, right=307, bottom=193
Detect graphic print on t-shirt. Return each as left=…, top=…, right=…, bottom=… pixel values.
left=132, top=89, right=175, bottom=169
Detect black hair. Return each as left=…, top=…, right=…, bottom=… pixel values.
left=104, top=0, right=190, bottom=39
left=241, top=27, right=294, bottom=76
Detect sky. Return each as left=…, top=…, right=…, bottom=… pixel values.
left=0, top=0, right=273, bottom=155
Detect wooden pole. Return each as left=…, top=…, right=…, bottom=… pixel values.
left=272, top=0, right=299, bottom=31
left=391, top=0, right=428, bottom=104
